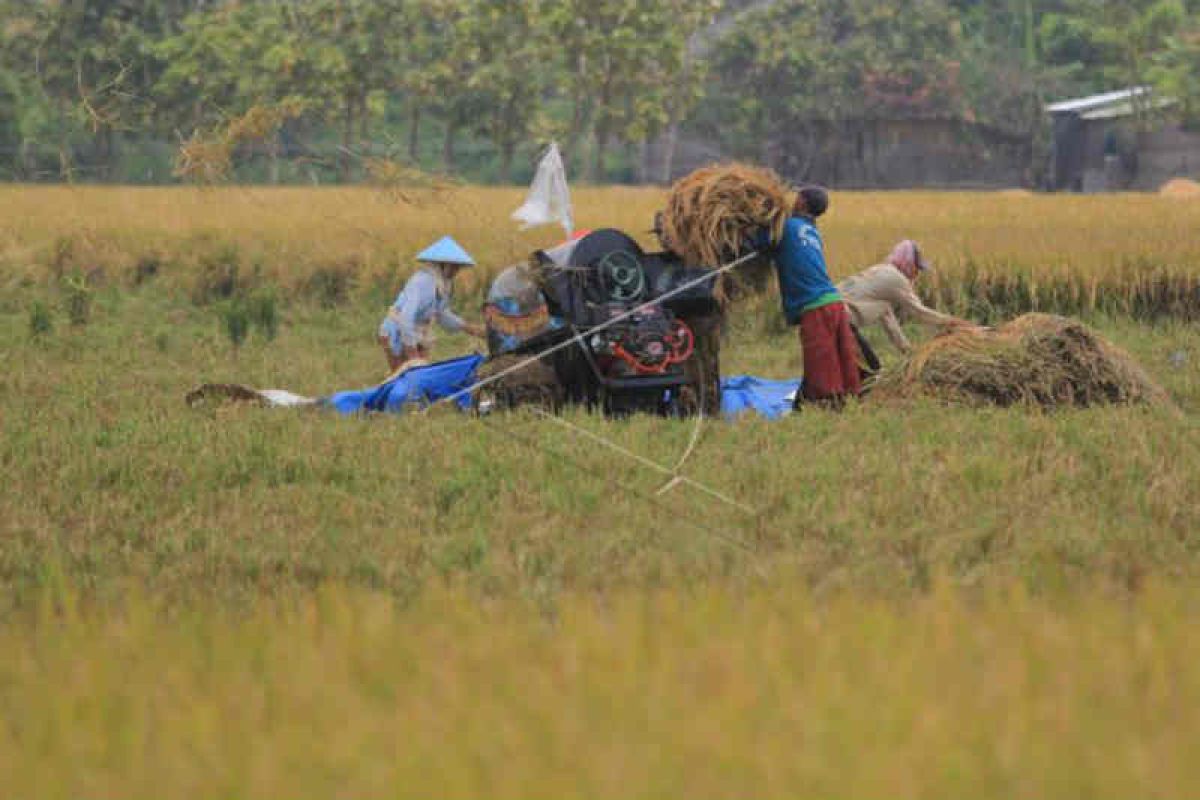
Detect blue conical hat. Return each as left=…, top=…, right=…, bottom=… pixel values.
left=417, top=236, right=475, bottom=266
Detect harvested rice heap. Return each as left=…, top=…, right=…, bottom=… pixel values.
left=1160, top=177, right=1200, bottom=197
left=661, top=163, right=794, bottom=275
left=871, top=314, right=1169, bottom=409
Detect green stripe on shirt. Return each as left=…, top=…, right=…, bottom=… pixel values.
left=800, top=291, right=842, bottom=314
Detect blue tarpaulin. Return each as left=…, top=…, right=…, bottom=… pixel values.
left=324, top=354, right=486, bottom=415
left=719, top=375, right=801, bottom=421
left=320, top=354, right=798, bottom=420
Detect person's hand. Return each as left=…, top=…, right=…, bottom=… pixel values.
left=465, top=322, right=487, bottom=339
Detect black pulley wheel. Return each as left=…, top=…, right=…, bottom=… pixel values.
left=597, top=250, right=646, bottom=302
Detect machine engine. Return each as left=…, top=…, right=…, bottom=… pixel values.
left=477, top=228, right=721, bottom=417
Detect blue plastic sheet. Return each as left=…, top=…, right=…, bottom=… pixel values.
left=320, top=354, right=798, bottom=421
left=719, top=375, right=801, bottom=421
left=324, top=354, right=486, bottom=415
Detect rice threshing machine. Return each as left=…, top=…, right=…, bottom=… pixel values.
left=477, top=229, right=723, bottom=417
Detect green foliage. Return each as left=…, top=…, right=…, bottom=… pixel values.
left=542, top=0, right=720, bottom=178
left=303, top=265, right=355, bottom=310
left=703, top=0, right=973, bottom=173
left=1152, top=15, right=1200, bottom=127
left=245, top=286, right=280, bottom=341
left=455, top=0, right=554, bottom=178
left=132, top=253, right=162, bottom=286
left=61, top=272, right=92, bottom=326
left=190, top=244, right=243, bottom=306
left=27, top=300, right=53, bottom=338
left=0, top=0, right=1196, bottom=183
left=194, top=250, right=278, bottom=344
left=218, top=297, right=250, bottom=349
left=1042, top=0, right=1187, bottom=96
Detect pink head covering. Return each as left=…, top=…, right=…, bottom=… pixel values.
left=887, top=240, right=929, bottom=275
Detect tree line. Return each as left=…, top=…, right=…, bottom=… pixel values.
left=0, top=0, right=1196, bottom=185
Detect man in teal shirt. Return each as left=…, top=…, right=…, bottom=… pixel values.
left=764, top=186, right=861, bottom=405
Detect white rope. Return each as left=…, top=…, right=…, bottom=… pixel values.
left=427, top=250, right=759, bottom=411
left=527, top=407, right=758, bottom=517
left=429, top=248, right=763, bottom=521
left=670, top=369, right=709, bottom=475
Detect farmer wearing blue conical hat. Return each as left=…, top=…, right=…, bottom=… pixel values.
left=377, top=236, right=486, bottom=374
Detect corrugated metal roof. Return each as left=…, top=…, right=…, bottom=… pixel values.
left=1045, top=87, right=1153, bottom=115
left=1080, top=96, right=1176, bottom=121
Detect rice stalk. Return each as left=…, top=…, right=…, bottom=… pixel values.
left=871, top=313, right=1171, bottom=409
left=660, top=163, right=794, bottom=269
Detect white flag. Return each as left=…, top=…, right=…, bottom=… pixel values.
left=511, top=142, right=574, bottom=237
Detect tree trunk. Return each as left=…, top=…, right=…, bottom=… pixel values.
left=636, top=138, right=650, bottom=185
left=1023, top=0, right=1036, bottom=68
left=625, top=139, right=639, bottom=184
left=501, top=141, right=516, bottom=183
left=661, top=121, right=680, bottom=184
left=340, top=95, right=355, bottom=182
left=794, top=125, right=818, bottom=181
left=58, top=100, right=73, bottom=183
left=591, top=71, right=615, bottom=182
left=359, top=95, right=370, bottom=154
left=442, top=120, right=457, bottom=172
left=591, top=125, right=609, bottom=183
left=408, top=105, right=422, bottom=162
left=268, top=133, right=281, bottom=185
left=96, top=126, right=114, bottom=181
left=760, top=115, right=775, bottom=170
left=566, top=86, right=586, bottom=170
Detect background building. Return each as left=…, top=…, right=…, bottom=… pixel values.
left=1047, top=87, right=1200, bottom=192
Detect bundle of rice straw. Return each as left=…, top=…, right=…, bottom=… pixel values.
left=870, top=314, right=1169, bottom=409
left=661, top=163, right=794, bottom=269
left=1159, top=177, right=1200, bottom=198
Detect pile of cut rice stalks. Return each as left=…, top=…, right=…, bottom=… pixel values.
left=661, top=163, right=794, bottom=269
left=870, top=314, right=1170, bottom=409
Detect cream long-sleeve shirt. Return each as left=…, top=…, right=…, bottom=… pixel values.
left=836, top=264, right=958, bottom=354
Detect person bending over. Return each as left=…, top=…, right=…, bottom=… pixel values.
left=837, top=240, right=979, bottom=364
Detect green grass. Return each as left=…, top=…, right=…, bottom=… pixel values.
left=3, top=283, right=1198, bottom=606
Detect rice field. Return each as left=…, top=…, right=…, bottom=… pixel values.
left=3, top=185, right=1200, bottom=317
left=5, top=585, right=1200, bottom=799
left=2, top=185, right=1200, bottom=797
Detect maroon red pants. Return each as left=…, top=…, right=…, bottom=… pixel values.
left=799, top=302, right=862, bottom=403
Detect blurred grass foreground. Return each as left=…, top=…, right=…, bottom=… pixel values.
left=3, top=584, right=1200, bottom=799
